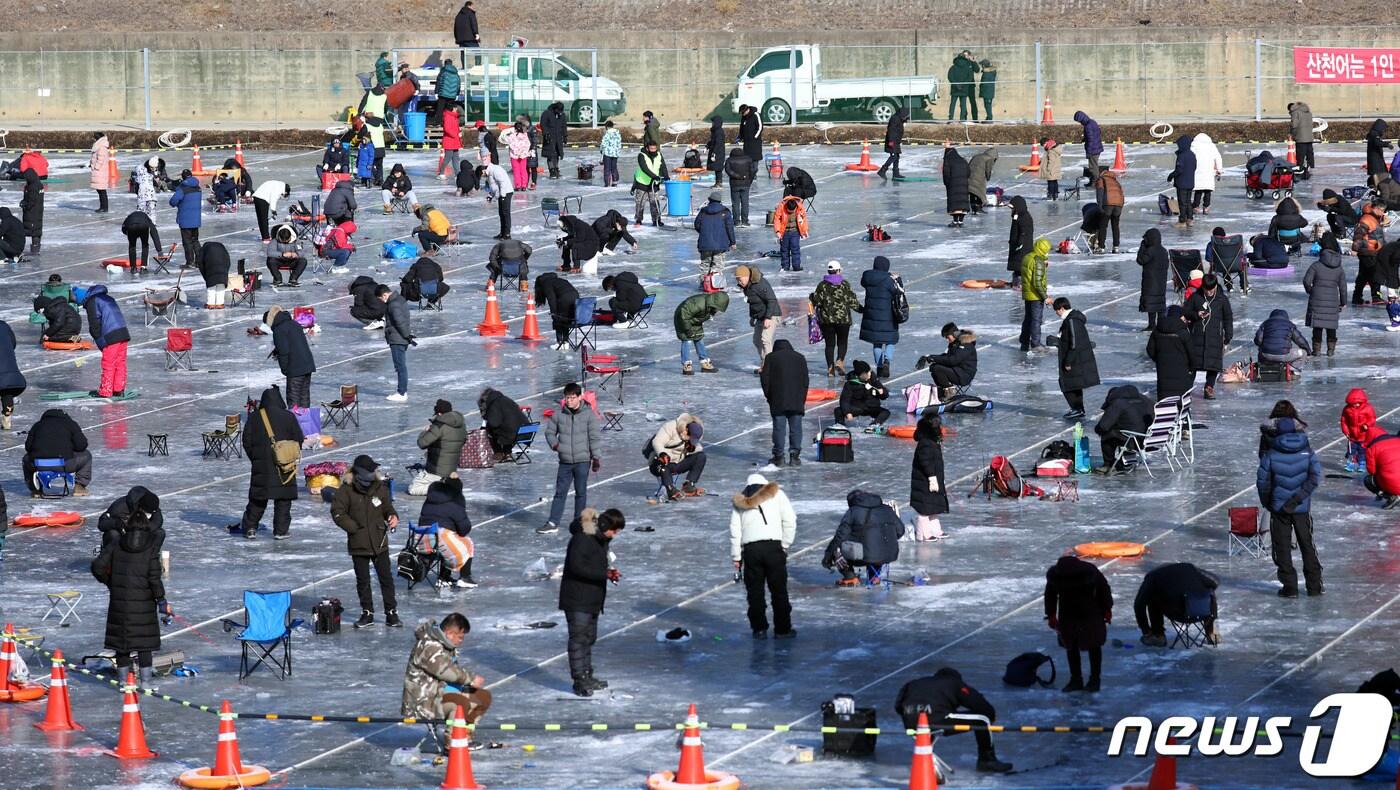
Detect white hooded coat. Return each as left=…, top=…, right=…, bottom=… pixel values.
left=1191, top=133, right=1223, bottom=193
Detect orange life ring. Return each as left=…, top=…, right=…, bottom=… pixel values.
left=100, top=257, right=134, bottom=269
left=177, top=765, right=272, bottom=789
left=0, top=683, right=47, bottom=703
left=647, top=770, right=741, bottom=790
left=806, top=388, right=839, bottom=403
left=12, top=512, right=84, bottom=528
left=886, top=425, right=917, bottom=439
left=42, top=340, right=96, bottom=351
left=961, top=278, right=1011, bottom=289
left=1074, top=541, right=1147, bottom=558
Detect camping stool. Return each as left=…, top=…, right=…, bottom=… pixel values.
left=602, top=411, right=624, bottom=432
left=42, top=590, right=83, bottom=627
left=147, top=433, right=168, bottom=457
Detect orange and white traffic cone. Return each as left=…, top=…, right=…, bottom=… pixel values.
left=1108, top=738, right=1195, bottom=790
left=34, top=650, right=81, bottom=732
left=1286, top=137, right=1298, bottom=165
left=107, top=672, right=156, bottom=759
left=845, top=140, right=880, bottom=172
left=907, top=713, right=938, bottom=790
left=1040, top=97, right=1054, bottom=125
left=177, top=700, right=272, bottom=788
left=234, top=139, right=245, bottom=167
left=646, top=704, right=741, bottom=789
left=0, top=624, right=14, bottom=693
left=108, top=148, right=120, bottom=186
left=1111, top=138, right=1128, bottom=173
left=517, top=292, right=545, bottom=341
left=476, top=281, right=508, bottom=336
left=768, top=141, right=783, bottom=178
left=190, top=145, right=204, bottom=176
left=439, top=704, right=483, bottom=790
left=1018, top=142, right=1042, bottom=172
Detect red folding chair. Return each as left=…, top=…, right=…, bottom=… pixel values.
left=582, top=347, right=628, bottom=404
left=165, top=328, right=193, bottom=371
left=1227, top=506, right=1269, bottom=558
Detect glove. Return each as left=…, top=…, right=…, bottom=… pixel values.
left=1047, top=614, right=1058, bottom=630
left=591, top=457, right=601, bottom=473
left=606, top=568, right=621, bottom=583
left=408, top=336, right=418, bottom=347
left=928, top=476, right=940, bottom=493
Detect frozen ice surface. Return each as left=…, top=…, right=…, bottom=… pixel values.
left=0, top=142, right=1393, bottom=788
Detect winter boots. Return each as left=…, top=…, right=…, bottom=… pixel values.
left=682, top=361, right=694, bottom=376
left=29, top=239, right=40, bottom=254
left=834, top=359, right=846, bottom=376
left=876, top=362, right=890, bottom=379
left=699, top=358, right=716, bottom=373
left=354, top=611, right=375, bottom=629
left=977, top=748, right=1014, bottom=773
left=572, top=674, right=607, bottom=697
left=788, top=450, right=802, bottom=467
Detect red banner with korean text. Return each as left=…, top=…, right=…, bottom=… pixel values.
left=1294, top=47, right=1400, bottom=84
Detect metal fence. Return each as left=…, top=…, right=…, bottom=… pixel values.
left=0, top=39, right=1395, bottom=129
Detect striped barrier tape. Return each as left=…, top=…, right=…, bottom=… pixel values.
left=0, top=144, right=241, bottom=154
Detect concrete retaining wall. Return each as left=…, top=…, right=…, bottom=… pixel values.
left=2, top=28, right=1399, bottom=127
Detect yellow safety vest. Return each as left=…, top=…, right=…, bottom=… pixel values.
left=635, top=152, right=663, bottom=186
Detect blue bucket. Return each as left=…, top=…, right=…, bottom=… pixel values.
left=665, top=180, right=691, bottom=217
left=402, top=111, right=427, bottom=143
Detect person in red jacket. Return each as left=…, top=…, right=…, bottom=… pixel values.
left=1341, top=388, right=1378, bottom=472
left=438, top=102, right=462, bottom=182
left=1364, top=426, right=1400, bottom=508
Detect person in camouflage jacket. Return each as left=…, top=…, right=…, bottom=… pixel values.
left=401, top=613, right=491, bottom=730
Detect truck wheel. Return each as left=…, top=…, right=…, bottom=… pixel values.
left=871, top=99, right=899, bottom=125
left=573, top=102, right=595, bottom=126
left=762, top=99, right=791, bottom=126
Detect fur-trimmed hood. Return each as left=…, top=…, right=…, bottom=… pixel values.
left=572, top=507, right=600, bottom=536
left=732, top=480, right=780, bottom=510
left=956, top=329, right=977, bottom=344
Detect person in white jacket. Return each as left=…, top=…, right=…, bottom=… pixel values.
left=251, top=179, right=291, bottom=243
left=729, top=473, right=797, bottom=639
left=476, top=163, right=515, bottom=240
left=1190, top=133, right=1223, bottom=216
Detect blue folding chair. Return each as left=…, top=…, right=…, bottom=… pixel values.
left=629, top=293, right=657, bottom=329
left=497, top=260, right=523, bottom=292
left=222, top=591, right=301, bottom=680
left=510, top=422, right=541, bottom=464
left=31, top=457, right=74, bottom=498
left=1167, top=591, right=1217, bottom=649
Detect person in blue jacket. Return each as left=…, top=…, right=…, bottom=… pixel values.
left=859, top=256, right=902, bottom=379
left=1256, top=417, right=1323, bottom=598
left=168, top=170, right=203, bottom=268
left=693, top=191, right=735, bottom=286
left=1073, top=111, right=1103, bottom=177
left=79, top=284, right=132, bottom=398
left=1167, top=136, right=1197, bottom=228
left=1248, top=233, right=1289, bottom=269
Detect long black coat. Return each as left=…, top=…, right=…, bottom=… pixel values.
left=1056, top=310, right=1100, bottom=392
left=560, top=215, right=600, bottom=261
left=1183, top=288, right=1233, bottom=372
left=559, top=509, right=611, bottom=614
left=705, top=117, right=726, bottom=173
left=0, top=322, right=26, bottom=393
left=859, top=258, right=901, bottom=345
left=910, top=428, right=948, bottom=517
left=535, top=272, right=578, bottom=328
left=941, top=148, right=971, bottom=214
left=1007, top=196, right=1034, bottom=273
left=243, top=386, right=304, bottom=501
left=883, top=108, right=908, bottom=154
left=541, top=103, right=567, bottom=160
left=198, top=241, right=231, bottom=288
left=1367, top=119, right=1392, bottom=178
left=96, top=520, right=166, bottom=654
left=1136, top=228, right=1168, bottom=314
left=269, top=309, right=315, bottom=377
left=760, top=339, right=809, bottom=415
left=1044, top=555, right=1112, bottom=649
left=1146, top=321, right=1197, bottom=400
left=20, top=169, right=43, bottom=238
left=739, top=112, right=763, bottom=162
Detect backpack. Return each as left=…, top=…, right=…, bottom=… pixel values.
left=682, top=149, right=703, bottom=169
left=1003, top=652, right=1056, bottom=688
left=259, top=409, right=302, bottom=485
left=312, top=598, right=343, bottom=634
left=1158, top=193, right=1177, bottom=216
left=972, top=455, right=1045, bottom=499
left=904, top=383, right=938, bottom=414
left=399, top=273, right=422, bottom=303
left=1041, top=440, right=1074, bottom=461
left=892, top=275, right=910, bottom=325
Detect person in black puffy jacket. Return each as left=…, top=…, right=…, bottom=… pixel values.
left=34, top=294, right=82, bottom=343
left=1094, top=385, right=1153, bottom=471
left=557, top=215, right=600, bottom=274
left=894, top=668, right=1013, bottom=773
left=24, top=408, right=92, bottom=496
left=559, top=507, right=625, bottom=697
left=92, top=489, right=167, bottom=687
left=760, top=339, right=808, bottom=466
left=918, top=323, right=977, bottom=398
left=601, top=271, right=646, bottom=322
left=836, top=360, right=889, bottom=428
left=592, top=209, right=636, bottom=255
left=420, top=474, right=475, bottom=588
left=264, top=306, right=316, bottom=408
left=478, top=388, right=527, bottom=460
left=822, top=489, right=904, bottom=584
left=724, top=148, right=754, bottom=226
left=348, top=276, right=386, bottom=327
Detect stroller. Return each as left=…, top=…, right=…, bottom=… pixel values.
left=1169, top=248, right=1203, bottom=292
left=1245, top=151, right=1296, bottom=200
left=1205, top=233, right=1249, bottom=293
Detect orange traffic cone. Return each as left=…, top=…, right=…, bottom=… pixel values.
left=1108, top=738, right=1194, bottom=790
left=107, top=672, right=156, bottom=759
left=1286, top=137, right=1298, bottom=165
left=476, top=281, right=508, bottom=336
left=907, top=712, right=938, bottom=790
left=1018, top=142, right=1042, bottom=172
left=517, top=292, right=545, bottom=341
left=190, top=145, right=204, bottom=176
left=108, top=148, right=120, bottom=186
left=1111, top=139, right=1128, bottom=173
left=439, top=704, right=483, bottom=790
left=768, top=141, right=783, bottom=178
left=234, top=139, right=245, bottom=167
left=845, top=140, right=880, bottom=172
left=1040, top=97, right=1054, bottom=125
left=646, top=704, right=741, bottom=789
left=34, top=650, right=81, bottom=732
left=177, top=700, right=272, bottom=788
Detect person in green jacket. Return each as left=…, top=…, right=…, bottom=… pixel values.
left=946, top=51, right=981, bottom=122
left=374, top=52, right=393, bottom=89
left=1018, top=238, right=1051, bottom=351
left=435, top=59, right=461, bottom=123
left=978, top=59, right=996, bottom=122
left=674, top=291, right=729, bottom=375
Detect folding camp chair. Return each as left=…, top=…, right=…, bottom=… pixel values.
left=1168, top=249, right=1203, bottom=292
left=227, top=272, right=259, bottom=309
left=540, top=195, right=583, bottom=224
left=143, top=266, right=185, bottom=327
left=31, top=457, right=74, bottom=498
left=388, top=195, right=414, bottom=214
left=582, top=347, right=628, bottom=403
left=1174, top=388, right=1196, bottom=463
left=628, top=293, right=657, bottom=329
left=164, top=328, right=192, bottom=371
left=510, top=421, right=541, bottom=464
left=1167, top=591, right=1217, bottom=649
left=496, top=260, right=524, bottom=293
left=1117, top=397, right=1182, bottom=477
left=150, top=243, right=178, bottom=275
left=42, top=590, right=83, bottom=627
left=397, top=524, right=445, bottom=591
left=1227, top=506, right=1270, bottom=558
left=201, top=415, right=243, bottom=460
left=322, top=384, right=359, bottom=428
left=221, top=590, right=300, bottom=680
left=418, top=280, right=445, bottom=311
left=567, top=297, right=603, bottom=351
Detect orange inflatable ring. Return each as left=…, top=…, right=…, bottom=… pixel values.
left=961, top=278, right=1011, bottom=289
left=12, top=511, right=84, bottom=528
left=806, top=388, right=839, bottom=403
left=886, top=425, right=917, bottom=439
left=0, top=683, right=47, bottom=703
left=1074, top=541, right=1147, bottom=558
left=177, top=765, right=272, bottom=789
left=647, top=770, right=741, bottom=790
left=100, top=257, right=134, bottom=269
left=42, top=340, right=96, bottom=351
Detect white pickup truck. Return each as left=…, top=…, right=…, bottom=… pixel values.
left=732, top=45, right=940, bottom=125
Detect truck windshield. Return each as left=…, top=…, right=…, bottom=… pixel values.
left=556, top=55, right=591, bottom=77
left=746, top=50, right=803, bottom=78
